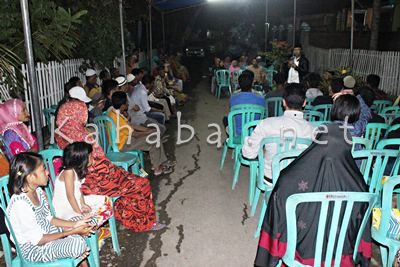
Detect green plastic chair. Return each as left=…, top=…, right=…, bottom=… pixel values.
left=380, top=106, right=400, bottom=124
left=230, top=70, right=242, bottom=91
left=376, top=138, right=400, bottom=150
left=0, top=175, right=83, bottom=267
left=251, top=136, right=312, bottom=217
left=254, top=149, right=304, bottom=238
left=364, top=123, right=389, bottom=149
left=352, top=137, right=372, bottom=152
left=282, top=192, right=377, bottom=267
left=372, top=100, right=392, bottom=114
left=264, top=67, right=277, bottom=88
left=93, top=115, right=140, bottom=174
left=215, top=70, right=231, bottom=99
left=303, top=110, right=324, bottom=122
left=304, top=97, right=315, bottom=112
left=265, top=97, right=283, bottom=118
left=384, top=124, right=400, bottom=139
left=352, top=149, right=399, bottom=194
left=371, top=175, right=400, bottom=267
left=232, top=120, right=262, bottom=204
left=220, top=105, right=265, bottom=172
left=312, top=104, right=333, bottom=121
left=39, top=149, right=121, bottom=259
left=43, top=107, right=56, bottom=135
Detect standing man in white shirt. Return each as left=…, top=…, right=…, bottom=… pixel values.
left=242, top=83, right=315, bottom=183
left=287, top=44, right=309, bottom=84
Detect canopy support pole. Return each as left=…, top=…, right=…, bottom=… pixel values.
left=119, top=0, right=126, bottom=75
left=162, top=12, right=166, bottom=51
left=149, top=1, right=153, bottom=70
left=265, top=0, right=269, bottom=52
left=20, top=0, right=43, bottom=150
left=350, top=0, right=355, bottom=68
left=293, top=0, right=296, bottom=46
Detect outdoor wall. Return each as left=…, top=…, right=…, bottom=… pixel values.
left=309, top=31, right=400, bottom=51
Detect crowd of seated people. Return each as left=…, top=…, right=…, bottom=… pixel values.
left=220, top=58, right=400, bottom=265
left=0, top=50, right=191, bottom=264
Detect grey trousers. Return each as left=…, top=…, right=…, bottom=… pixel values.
left=121, top=134, right=167, bottom=167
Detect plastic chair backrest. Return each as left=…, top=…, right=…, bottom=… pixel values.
left=227, top=105, right=265, bottom=145
left=304, top=97, right=315, bottom=111
left=282, top=192, right=377, bottom=267
left=384, top=124, right=400, bottom=138
left=304, top=110, right=324, bottom=122
left=257, top=136, right=312, bottom=187
left=372, top=100, right=392, bottom=114
left=43, top=107, right=56, bottom=133
left=231, top=70, right=242, bottom=89
left=271, top=149, right=304, bottom=184
left=352, top=149, right=399, bottom=194
left=312, top=104, right=333, bottom=121
left=93, top=115, right=119, bottom=154
left=376, top=138, right=400, bottom=150
left=241, top=120, right=262, bottom=141
left=364, top=122, right=389, bottom=149
left=264, top=67, right=277, bottom=88
left=215, top=70, right=231, bottom=87
left=39, top=149, right=63, bottom=196
left=265, top=97, right=283, bottom=118
left=352, top=137, right=372, bottom=152
left=375, top=176, right=400, bottom=242
left=0, top=175, right=11, bottom=209
left=379, top=106, right=400, bottom=124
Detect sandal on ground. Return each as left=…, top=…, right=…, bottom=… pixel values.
left=149, top=222, right=166, bottom=231
left=154, top=165, right=173, bottom=176
left=163, top=160, right=176, bottom=168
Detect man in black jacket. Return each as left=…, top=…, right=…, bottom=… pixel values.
left=287, top=44, right=309, bottom=84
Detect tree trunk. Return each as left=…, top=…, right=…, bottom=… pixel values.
left=369, top=0, right=381, bottom=50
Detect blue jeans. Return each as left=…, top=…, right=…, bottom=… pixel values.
left=145, top=111, right=165, bottom=125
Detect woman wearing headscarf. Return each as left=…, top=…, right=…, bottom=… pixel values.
left=55, top=86, right=164, bottom=232
left=0, top=99, right=38, bottom=159
left=255, top=95, right=372, bottom=266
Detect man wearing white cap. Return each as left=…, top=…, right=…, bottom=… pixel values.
left=84, top=69, right=101, bottom=99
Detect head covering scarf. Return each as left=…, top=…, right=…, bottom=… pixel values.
left=255, top=123, right=371, bottom=267
left=0, top=99, right=35, bottom=148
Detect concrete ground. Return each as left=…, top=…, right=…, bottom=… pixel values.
left=99, top=77, right=259, bottom=267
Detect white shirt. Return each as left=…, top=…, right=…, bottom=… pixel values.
left=131, top=82, right=151, bottom=113
left=288, top=57, right=300, bottom=83
left=128, top=93, right=148, bottom=125
left=7, top=188, right=53, bottom=246
left=241, top=110, right=315, bottom=178
left=306, top=88, right=323, bottom=99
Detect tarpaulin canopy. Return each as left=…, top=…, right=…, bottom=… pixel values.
left=153, top=0, right=206, bottom=11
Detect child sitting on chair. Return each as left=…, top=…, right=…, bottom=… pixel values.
left=7, top=152, right=93, bottom=264
left=52, top=142, right=113, bottom=243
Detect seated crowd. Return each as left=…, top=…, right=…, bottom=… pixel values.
left=220, top=56, right=400, bottom=266
left=0, top=52, right=191, bottom=265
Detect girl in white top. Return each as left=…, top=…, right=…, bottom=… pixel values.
left=52, top=142, right=108, bottom=222
left=6, top=152, right=94, bottom=264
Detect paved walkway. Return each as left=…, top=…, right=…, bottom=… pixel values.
left=100, top=78, right=259, bottom=266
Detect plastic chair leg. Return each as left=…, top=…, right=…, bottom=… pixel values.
left=232, top=159, right=241, bottom=190
left=387, top=246, right=398, bottom=267
left=139, top=151, right=144, bottom=169
left=379, top=246, right=388, bottom=267
left=248, top=164, right=256, bottom=205
left=251, top=188, right=261, bottom=216
left=220, top=142, right=228, bottom=170
left=254, top=198, right=267, bottom=238
left=1, top=235, right=12, bottom=267
left=109, top=215, right=121, bottom=256
left=87, top=231, right=100, bottom=267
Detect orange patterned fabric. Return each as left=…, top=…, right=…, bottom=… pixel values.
left=55, top=100, right=156, bottom=231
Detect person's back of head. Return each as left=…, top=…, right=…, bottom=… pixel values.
left=62, top=142, right=93, bottom=179
left=305, top=72, right=322, bottom=89
left=241, top=69, right=254, bottom=82
left=330, top=78, right=344, bottom=94
left=111, top=91, right=128, bottom=109
left=68, top=76, right=81, bottom=87
left=142, top=74, right=155, bottom=87
left=367, top=74, right=380, bottom=89
left=283, top=83, right=306, bottom=111
left=238, top=72, right=253, bottom=92
left=102, top=79, right=119, bottom=98
left=132, top=68, right=142, bottom=76
left=356, top=86, right=375, bottom=107
left=331, top=94, right=360, bottom=123
left=99, top=70, right=111, bottom=81
left=273, top=72, right=286, bottom=87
